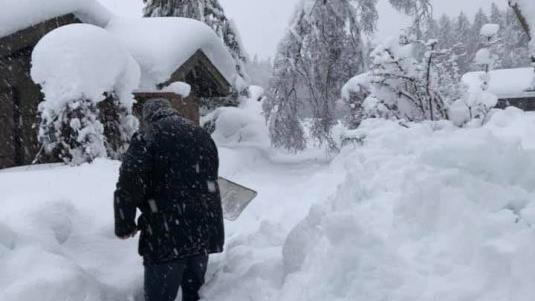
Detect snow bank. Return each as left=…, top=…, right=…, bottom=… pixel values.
left=4, top=83, right=535, bottom=300
left=206, top=86, right=269, bottom=147
left=0, top=160, right=142, bottom=301
left=0, top=0, right=112, bottom=38
left=31, top=23, right=140, bottom=109
left=203, top=108, right=535, bottom=301
left=105, top=17, right=237, bottom=89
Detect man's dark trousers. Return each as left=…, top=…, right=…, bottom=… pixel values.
left=144, top=255, right=209, bottom=301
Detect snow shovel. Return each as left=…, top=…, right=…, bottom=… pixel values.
left=218, top=177, right=257, bottom=221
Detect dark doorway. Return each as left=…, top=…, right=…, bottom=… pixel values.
left=0, top=87, right=16, bottom=168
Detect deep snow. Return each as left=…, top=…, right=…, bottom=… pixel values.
left=31, top=23, right=141, bottom=110
left=0, top=0, right=112, bottom=38
left=2, top=103, right=535, bottom=300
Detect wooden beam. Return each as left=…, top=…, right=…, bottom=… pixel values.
left=163, top=50, right=233, bottom=97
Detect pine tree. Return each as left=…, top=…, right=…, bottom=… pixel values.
left=143, top=0, right=249, bottom=79
left=437, top=15, right=454, bottom=50
left=423, top=17, right=439, bottom=42
left=453, top=12, right=473, bottom=74
left=425, top=5, right=530, bottom=72
left=388, top=0, right=432, bottom=39
left=501, top=8, right=531, bottom=68
left=489, top=3, right=504, bottom=26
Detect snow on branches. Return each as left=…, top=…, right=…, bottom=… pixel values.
left=509, top=0, right=535, bottom=88
left=354, top=34, right=450, bottom=122
left=450, top=23, right=500, bottom=126
left=31, top=24, right=140, bottom=165
left=265, top=0, right=371, bottom=151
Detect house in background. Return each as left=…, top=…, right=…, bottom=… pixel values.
left=462, top=67, right=535, bottom=111
left=0, top=3, right=238, bottom=169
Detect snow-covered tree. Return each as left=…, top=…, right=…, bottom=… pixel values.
left=38, top=99, right=106, bottom=164
left=31, top=24, right=140, bottom=165
left=360, top=34, right=448, bottom=121
left=266, top=0, right=372, bottom=150
left=450, top=24, right=500, bottom=126
left=423, top=5, right=530, bottom=71
left=422, top=17, right=439, bottom=42
left=341, top=73, right=371, bottom=129
left=451, top=12, right=473, bottom=74
left=509, top=0, right=535, bottom=89
left=143, top=0, right=249, bottom=79
left=477, top=24, right=500, bottom=86
left=489, top=3, right=503, bottom=26
left=265, top=28, right=307, bottom=151
left=388, top=0, right=432, bottom=39
left=471, top=9, right=490, bottom=62
left=436, top=15, right=454, bottom=50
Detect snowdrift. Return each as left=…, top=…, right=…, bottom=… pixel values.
left=2, top=106, right=535, bottom=300
left=203, top=107, right=535, bottom=301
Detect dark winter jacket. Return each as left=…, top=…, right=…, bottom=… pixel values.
left=114, top=102, right=224, bottom=264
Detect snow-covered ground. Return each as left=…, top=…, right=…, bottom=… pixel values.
left=2, top=103, right=535, bottom=300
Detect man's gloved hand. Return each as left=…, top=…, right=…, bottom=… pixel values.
left=118, top=229, right=139, bottom=240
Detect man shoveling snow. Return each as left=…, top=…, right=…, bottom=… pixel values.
left=114, top=99, right=225, bottom=301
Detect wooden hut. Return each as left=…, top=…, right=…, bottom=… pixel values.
left=0, top=11, right=236, bottom=169
left=0, top=14, right=85, bottom=168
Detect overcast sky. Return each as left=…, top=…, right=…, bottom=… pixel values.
left=100, top=0, right=507, bottom=60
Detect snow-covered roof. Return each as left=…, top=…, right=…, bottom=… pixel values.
left=0, top=0, right=113, bottom=39
left=462, top=68, right=535, bottom=98
left=105, top=17, right=237, bottom=89
left=3, top=1, right=237, bottom=94
left=31, top=23, right=140, bottom=110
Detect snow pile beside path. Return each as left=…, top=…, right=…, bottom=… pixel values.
left=208, top=86, right=269, bottom=147
left=32, top=23, right=140, bottom=109
left=204, top=107, right=535, bottom=301
left=0, top=160, right=143, bottom=301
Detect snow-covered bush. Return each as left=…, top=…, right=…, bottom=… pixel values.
left=356, top=34, right=448, bottom=122
left=341, top=73, right=371, bottom=129
left=202, top=86, right=269, bottom=147
left=449, top=84, right=498, bottom=127
left=31, top=24, right=140, bottom=165
left=449, top=24, right=500, bottom=126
